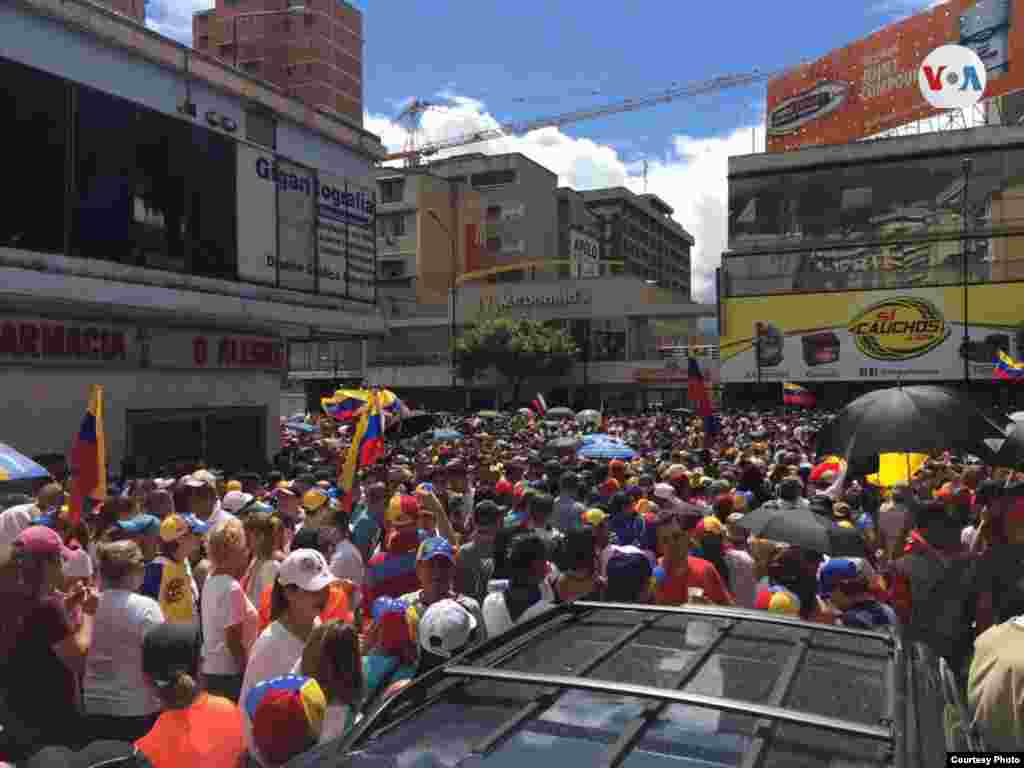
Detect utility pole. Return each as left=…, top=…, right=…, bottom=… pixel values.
left=962, top=157, right=972, bottom=392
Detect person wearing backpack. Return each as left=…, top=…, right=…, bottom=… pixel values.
left=889, top=499, right=978, bottom=684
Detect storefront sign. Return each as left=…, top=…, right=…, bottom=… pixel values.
left=235, top=145, right=376, bottom=302
left=569, top=231, right=600, bottom=278
left=497, top=288, right=591, bottom=309
left=144, top=329, right=285, bottom=371
left=0, top=319, right=130, bottom=362
left=720, top=284, right=1024, bottom=383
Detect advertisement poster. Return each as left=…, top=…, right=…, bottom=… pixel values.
left=569, top=231, right=601, bottom=278
left=275, top=158, right=317, bottom=293
left=766, top=0, right=1018, bottom=152
left=236, top=144, right=278, bottom=287
left=720, top=284, right=1024, bottom=383
left=344, top=180, right=377, bottom=303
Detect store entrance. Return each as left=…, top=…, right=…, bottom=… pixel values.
left=127, top=406, right=267, bottom=476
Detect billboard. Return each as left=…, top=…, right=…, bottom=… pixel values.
left=236, top=144, right=377, bottom=302
left=569, top=230, right=601, bottom=278
left=766, top=0, right=1018, bottom=152
left=720, top=283, right=1024, bottom=383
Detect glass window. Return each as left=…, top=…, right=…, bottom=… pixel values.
left=379, top=178, right=404, bottom=203
left=472, top=169, right=517, bottom=188
left=133, top=107, right=189, bottom=273
left=185, top=124, right=237, bottom=280
left=0, top=57, right=67, bottom=255
left=71, top=85, right=136, bottom=264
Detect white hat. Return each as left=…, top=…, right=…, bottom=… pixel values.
left=63, top=546, right=93, bottom=580
left=184, top=470, right=217, bottom=489
left=418, top=598, right=478, bottom=658
left=154, top=478, right=176, bottom=490
left=278, top=549, right=337, bottom=592
left=653, top=483, right=676, bottom=500
left=221, top=490, right=256, bottom=514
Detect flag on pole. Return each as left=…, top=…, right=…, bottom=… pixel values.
left=995, top=350, right=1024, bottom=382
left=70, top=384, right=107, bottom=524
left=337, top=391, right=384, bottom=513
left=534, top=393, right=548, bottom=416
left=783, top=382, right=817, bottom=408
left=687, top=358, right=713, bottom=418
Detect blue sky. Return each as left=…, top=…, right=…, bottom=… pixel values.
left=148, top=0, right=938, bottom=300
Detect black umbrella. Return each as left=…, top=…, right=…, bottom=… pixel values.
left=737, top=503, right=867, bottom=557
left=546, top=436, right=582, bottom=453
left=815, top=385, right=1005, bottom=463
left=392, top=411, right=436, bottom=440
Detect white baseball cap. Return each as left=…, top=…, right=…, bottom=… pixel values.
left=221, top=490, right=256, bottom=514
left=277, top=548, right=337, bottom=592
left=418, top=598, right=478, bottom=658
left=184, top=470, right=217, bottom=489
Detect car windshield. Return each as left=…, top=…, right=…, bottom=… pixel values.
left=335, top=608, right=894, bottom=768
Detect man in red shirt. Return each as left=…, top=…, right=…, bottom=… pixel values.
left=650, top=512, right=733, bottom=607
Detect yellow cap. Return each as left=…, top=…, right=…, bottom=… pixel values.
left=302, top=488, right=329, bottom=512
left=226, top=480, right=243, bottom=492
left=581, top=508, right=608, bottom=526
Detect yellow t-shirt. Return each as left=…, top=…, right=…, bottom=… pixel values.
left=144, top=557, right=197, bottom=624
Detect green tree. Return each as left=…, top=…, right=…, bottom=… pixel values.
left=455, top=313, right=578, bottom=405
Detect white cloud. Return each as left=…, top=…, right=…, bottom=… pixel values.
left=365, top=94, right=763, bottom=303
left=145, top=0, right=211, bottom=45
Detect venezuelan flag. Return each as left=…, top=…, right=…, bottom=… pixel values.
left=70, top=384, right=106, bottom=524
left=337, top=391, right=385, bottom=513
left=321, top=388, right=406, bottom=422
left=995, top=350, right=1024, bottom=382
left=783, top=382, right=816, bottom=408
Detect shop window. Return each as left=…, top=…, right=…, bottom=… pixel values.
left=0, top=57, right=67, bottom=255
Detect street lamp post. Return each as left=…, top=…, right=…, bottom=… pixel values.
left=232, top=4, right=307, bottom=71
left=961, top=157, right=972, bottom=392
left=427, top=209, right=458, bottom=391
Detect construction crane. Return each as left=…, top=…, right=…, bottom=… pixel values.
left=385, top=69, right=778, bottom=166
left=394, top=98, right=457, bottom=163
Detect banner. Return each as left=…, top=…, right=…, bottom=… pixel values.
left=766, top=0, right=1019, bottom=152
left=720, top=283, right=1024, bottom=383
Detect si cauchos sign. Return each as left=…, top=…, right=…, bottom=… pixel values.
left=192, top=335, right=284, bottom=370
left=847, top=297, right=950, bottom=362
left=0, top=320, right=128, bottom=361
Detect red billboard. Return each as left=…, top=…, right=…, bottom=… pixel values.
left=766, top=0, right=1019, bottom=152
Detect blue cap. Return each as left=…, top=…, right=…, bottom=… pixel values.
left=818, top=558, right=862, bottom=596
left=504, top=510, right=527, bottom=529
left=855, top=513, right=875, bottom=531
left=115, top=514, right=160, bottom=535
left=417, top=536, right=455, bottom=563
left=371, top=596, right=409, bottom=621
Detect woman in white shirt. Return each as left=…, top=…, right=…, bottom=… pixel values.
left=201, top=517, right=258, bottom=703
left=82, top=540, right=165, bottom=742
left=239, top=548, right=337, bottom=766
left=294, top=619, right=364, bottom=744
left=483, top=532, right=555, bottom=638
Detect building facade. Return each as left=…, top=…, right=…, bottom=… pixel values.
left=193, top=0, right=363, bottom=125
left=721, top=125, right=1024, bottom=410
left=580, top=188, right=694, bottom=299
left=374, top=169, right=484, bottom=314
left=3, top=0, right=386, bottom=474
left=364, top=277, right=718, bottom=412
left=425, top=153, right=559, bottom=282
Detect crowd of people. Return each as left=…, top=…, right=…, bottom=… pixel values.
left=1, top=405, right=1023, bottom=766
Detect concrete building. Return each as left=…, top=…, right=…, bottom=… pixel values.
left=374, top=169, right=484, bottom=315
left=99, top=0, right=143, bottom=23
left=193, top=0, right=363, bottom=126
left=3, top=0, right=386, bottom=474
left=557, top=187, right=604, bottom=278
left=364, top=277, right=718, bottom=412
left=425, top=153, right=559, bottom=282
left=580, top=188, right=694, bottom=299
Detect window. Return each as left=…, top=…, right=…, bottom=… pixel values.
left=592, top=319, right=627, bottom=362
left=379, top=178, right=405, bottom=203
left=71, top=85, right=237, bottom=280
left=378, top=214, right=405, bottom=239
left=246, top=108, right=276, bottom=149
left=471, top=169, right=517, bottom=188
left=0, top=57, right=68, bottom=255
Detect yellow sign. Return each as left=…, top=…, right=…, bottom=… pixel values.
left=847, top=296, right=949, bottom=362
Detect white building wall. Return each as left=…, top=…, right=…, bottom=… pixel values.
left=3, top=368, right=281, bottom=472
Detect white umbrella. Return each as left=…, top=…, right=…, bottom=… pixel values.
left=1009, top=412, right=1024, bottom=422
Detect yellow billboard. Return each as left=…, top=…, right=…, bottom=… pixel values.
left=720, top=284, right=1024, bottom=383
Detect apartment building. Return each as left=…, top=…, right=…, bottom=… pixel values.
left=426, top=153, right=559, bottom=281
left=580, top=188, right=694, bottom=299
left=193, top=0, right=363, bottom=125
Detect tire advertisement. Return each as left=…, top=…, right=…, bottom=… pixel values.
left=720, top=284, right=1024, bottom=383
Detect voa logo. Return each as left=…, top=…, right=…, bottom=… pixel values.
left=918, top=45, right=987, bottom=110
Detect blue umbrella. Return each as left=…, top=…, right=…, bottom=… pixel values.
left=0, top=443, right=51, bottom=483
left=432, top=428, right=463, bottom=442
left=577, top=436, right=637, bottom=461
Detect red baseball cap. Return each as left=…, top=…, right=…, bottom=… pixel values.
left=495, top=479, right=513, bottom=496
left=14, top=526, right=72, bottom=559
